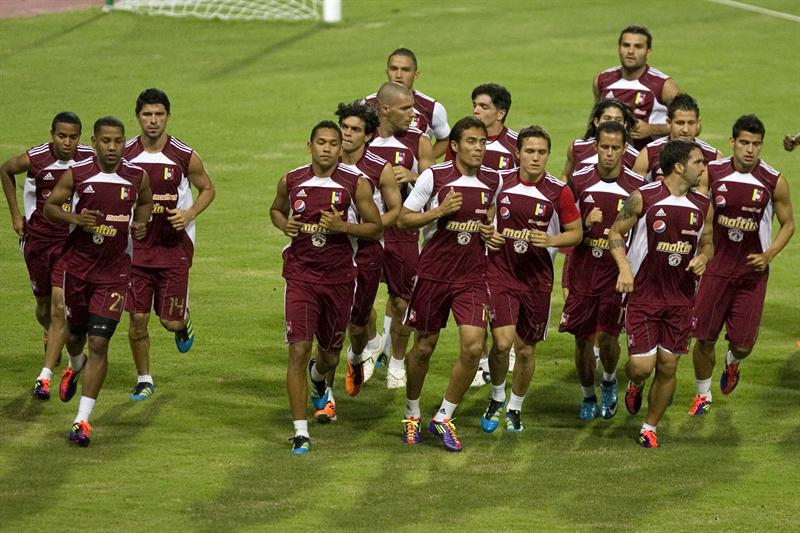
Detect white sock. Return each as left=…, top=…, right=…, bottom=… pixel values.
left=293, top=419, right=309, bottom=438
left=310, top=362, right=325, bottom=382
left=593, top=345, right=600, bottom=358
left=507, top=392, right=525, bottom=411
left=38, top=367, right=53, bottom=381
left=433, top=398, right=457, bottom=422
left=137, top=374, right=153, bottom=384
left=405, top=397, right=420, bottom=419
left=726, top=350, right=741, bottom=366
left=581, top=385, right=595, bottom=399
left=382, top=316, right=393, bottom=356
left=347, top=346, right=362, bottom=365
left=366, top=335, right=382, bottom=353
left=696, top=378, right=712, bottom=397
left=490, top=382, right=506, bottom=402
left=74, top=396, right=96, bottom=423
left=326, top=386, right=335, bottom=405
left=478, top=356, right=489, bottom=370
left=641, top=423, right=657, bottom=433
left=69, top=352, right=86, bottom=372
left=602, top=370, right=617, bottom=383
left=389, top=355, right=404, bottom=372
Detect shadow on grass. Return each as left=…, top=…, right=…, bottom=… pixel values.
left=0, top=12, right=105, bottom=63
left=1, top=390, right=46, bottom=421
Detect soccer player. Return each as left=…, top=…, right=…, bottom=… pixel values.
left=365, top=48, right=451, bottom=158
left=689, top=115, right=794, bottom=414
left=470, top=83, right=518, bottom=171
left=270, top=121, right=382, bottom=454
left=44, top=116, right=153, bottom=446
left=608, top=139, right=712, bottom=448
left=593, top=25, right=680, bottom=150
left=560, top=122, right=645, bottom=421
left=481, top=126, right=581, bottom=433
left=398, top=116, right=500, bottom=452
left=633, top=93, right=722, bottom=183
left=368, top=82, right=434, bottom=390
left=122, top=88, right=216, bottom=401
left=0, top=112, right=93, bottom=400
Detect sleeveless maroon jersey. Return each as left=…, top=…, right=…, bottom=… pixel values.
left=489, top=170, right=580, bottom=292
left=643, top=136, right=719, bottom=181
left=62, top=157, right=145, bottom=283
left=23, top=142, right=94, bottom=241
left=342, top=149, right=389, bottom=264
left=282, top=163, right=361, bottom=284
left=567, top=165, right=645, bottom=296
left=571, top=137, right=639, bottom=172
left=404, top=161, right=501, bottom=283
left=705, top=157, right=780, bottom=279
left=627, top=181, right=711, bottom=307
left=365, top=90, right=438, bottom=139
left=123, top=135, right=195, bottom=268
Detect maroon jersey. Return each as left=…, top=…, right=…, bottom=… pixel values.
left=404, top=161, right=501, bottom=283
left=62, top=157, right=145, bottom=284
left=571, top=137, right=639, bottom=172
left=643, top=136, right=719, bottom=181
left=365, top=89, right=448, bottom=140
left=23, top=142, right=94, bottom=241
left=342, top=150, right=389, bottom=264
left=704, top=157, right=780, bottom=279
left=567, top=165, right=645, bottom=296
left=627, top=181, right=711, bottom=307
left=282, top=163, right=361, bottom=284
left=484, top=127, right=518, bottom=171
left=123, top=135, right=195, bottom=268
left=489, top=170, right=580, bottom=292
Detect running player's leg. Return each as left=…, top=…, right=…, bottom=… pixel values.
left=719, top=276, right=766, bottom=395
left=128, top=266, right=155, bottom=399
left=624, top=305, right=659, bottom=417
left=691, top=275, right=733, bottom=408
left=154, top=265, right=192, bottom=352
left=485, top=282, right=518, bottom=428
left=560, top=292, right=600, bottom=419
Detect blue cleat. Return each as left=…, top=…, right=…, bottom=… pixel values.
left=579, top=398, right=599, bottom=420
left=600, top=380, right=618, bottom=419
left=308, top=359, right=328, bottom=410
left=290, top=435, right=310, bottom=454
left=481, top=398, right=504, bottom=433
left=175, top=313, right=195, bottom=353
left=130, top=382, right=155, bottom=401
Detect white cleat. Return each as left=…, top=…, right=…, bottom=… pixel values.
left=362, top=356, right=376, bottom=383
left=387, top=365, right=406, bottom=389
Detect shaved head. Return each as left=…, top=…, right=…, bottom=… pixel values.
left=377, top=81, right=412, bottom=106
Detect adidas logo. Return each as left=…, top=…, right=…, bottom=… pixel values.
left=43, top=172, right=55, bottom=181
left=297, top=189, right=307, bottom=197
left=656, top=208, right=666, bottom=217
left=718, top=184, right=728, bottom=192
left=584, top=194, right=595, bottom=203
left=83, top=185, right=95, bottom=194
left=501, top=196, right=510, bottom=205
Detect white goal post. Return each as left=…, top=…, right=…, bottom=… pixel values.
left=105, top=0, right=342, bottom=23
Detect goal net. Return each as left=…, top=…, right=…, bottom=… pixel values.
left=108, top=0, right=341, bottom=22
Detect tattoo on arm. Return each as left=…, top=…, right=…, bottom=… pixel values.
left=618, top=196, right=637, bottom=220
left=609, top=238, right=626, bottom=250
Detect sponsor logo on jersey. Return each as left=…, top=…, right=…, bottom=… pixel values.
left=500, top=196, right=511, bottom=205
left=43, top=172, right=55, bottom=181
left=300, top=223, right=332, bottom=234
left=445, top=220, right=481, bottom=233
left=297, top=189, right=307, bottom=197
left=717, top=214, right=758, bottom=231
left=656, top=240, right=693, bottom=254
left=152, top=204, right=165, bottom=214
left=715, top=195, right=726, bottom=208
left=499, top=206, right=510, bottom=219
left=741, top=206, right=761, bottom=213
left=105, top=214, right=129, bottom=222
left=752, top=189, right=764, bottom=202
left=83, top=185, right=95, bottom=194
left=655, top=208, right=666, bottom=217
left=718, top=184, right=728, bottom=192
left=83, top=224, right=118, bottom=237
left=502, top=227, right=534, bottom=241
left=584, top=194, right=595, bottom=204
left=584, top=236, right=609, bottom=249
left=652, top=220, right=666, bottom=233
left=293, top=199, right=306, bottom=213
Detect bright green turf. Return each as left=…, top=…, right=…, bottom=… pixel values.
left=1, top=1, right=799, bottom=530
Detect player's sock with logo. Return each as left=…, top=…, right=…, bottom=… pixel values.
left=326, top=387, right=335, bottom=405
left=310, top=362, right=325, bottom=383
left=38, top=367, right=53, bottom=381
left=696, top=378, right=712, bottom=398
left=365, top=335, right=382, bottom=354
left=508, top=392, right=525, bottom=412
left=74, top=396, right=96, bottom=423
left=382, top=316, right=393, bottom=357
left=725, top=350, right=741, bottom=366
left=641, top=423, right=656, bottom=433
left=478, top=356, right=489, bottom=371
left=491, top=382, right=506, bottom=403
left=293, top=419, right=309, bottom=438
left=582, top=385, right=596, bottom=401
left=432, top=399, right=457, bottom=422
left=347, top=346, right=363, bottom=365
left=389, top=356, right=404, bottom=372
left=138, top=374, right=153, bottom=385
left=405, top=398, right=420, bottom=419
left=602, top=370, right=617, bottom=383
left=69, top=352, right=86, bottom=372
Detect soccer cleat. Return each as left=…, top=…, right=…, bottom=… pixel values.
left=290, top=435, right=310, bottom=455
left=32, top=378, right=51, bottom=400
left=175, top=313, right=195, bottom=353
left=625, top=381, right=644, bottom=415
left=68, top=420, right=92, bottom=447
left=387, top=364, right=406, bottom=389
left=59, top=367, right=81, bottom=403
left=638, top=429, right=659, bottom=448
left=579, top=399, right=599, bottom=420
left=505, top=409, right=525, bottom=432
left=720, top=363, right=740, bottom=396
left=470, top=367, right=491, bottom=388
left=687, top=394, right=712, bottom=416
left=481, top=398, right=505, bottom=433
left=307, top=359, right=328, bottom=410
left=345, top=360, right=364, bottom=397
left=362, top=356, right=376, bottom=383
left=375, top=353, right=388, bottom=368
left=600, top=379, right=618, bottom=419
left=401, top=417, right=422, bottom=445
left=314, top=401, right=337, bottom=424
left=428, top=419, right=462, bottom=452
left=130, top=382, right=155, bottom=401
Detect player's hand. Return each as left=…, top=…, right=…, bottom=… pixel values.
left=437, top=187, right=462, bottom=216
left=746, top=252, right=771, bottom=272
left=630, top=119, right=652, bottom=140
left=529, top=229, right=552, bottom=248
left=616, top=269, right=634, bottom=293
left=585, top=207, right=603, bottom=227
left=392, top=166, right=417, bottom=184
left=75, top=208, right=102, bottom=227
left=319, top=206, right=347, bottom=233
left=686, top=253, right=708, bottom=276
left=284, top=214, right=302, bottom=238
left=166, top=208, right=195, bottom=231
left=11, top=213, right=24, bottom=237
left=130, top=221, right=147, bottom=240
left=783, top=134, right=798, bottom=152
left=485, top=231, right=505, bottom=252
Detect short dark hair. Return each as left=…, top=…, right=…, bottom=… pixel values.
left=732, top=114, right=765, bottom=140
left=335, top=100, right=380, bottom=136
left=516, top=125, right=551, bottom=152
left=387, top=48, right=417, bottom=69
left=471, top=83, right=512, bottom=123
left=596, top=120, right=629, bottom=145
left=583, top=98, right=635, bottom=139
left=449, top=116, right=488, bottom=144
left=135, top=88, right=171, bottom=115
left=93, top=116, right=125, bottom=136
left=619, top=24, right=652, bottom=49
left=51, top=112, right=82, bottom=133
left=668, top=93, right=700, bottom=120
left=309, top=120, right=341, bottom=143
left=660, top=139, right=697, bottom=176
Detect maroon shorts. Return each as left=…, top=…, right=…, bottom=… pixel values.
left=350, top=251, right=384, bottom=327
left=22, top=236, right=66, bottom=297
left=63, top=271, right=129, bottom=326
left=692, top=274, right=766, bottom=349
left=404, top=277, right=489, bottom=335
left=560, top=248, right=573, bottom=290
left=489, top=283, right=550, bottom=344
left=284, top=278, right=355, bottom=352
left=126, top=265, right=190, bottom=321
left=626, top=304, right=691, bottom=357
left=559, top=291, right=625, bottom=339
left=383, top=239, right=418, bottom=301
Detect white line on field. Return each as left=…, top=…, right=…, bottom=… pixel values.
left=707, top=0, right=800, bottom=23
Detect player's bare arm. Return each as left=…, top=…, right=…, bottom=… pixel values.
left=167, top=151, right=215, bottom=231
left=747, top=174, right=795, bottom=271
left=592, top=74, right=601, bottom=102
left=378, top=163, right=402, bottom=228
left=432, top=139, right=448, bottom=160
left=44, top=169, right=101, bottom=227
left=687, top=206, right=714, bottom=276
left=417, top=133, right=435, bottom=172
left=608, top=190, right=642, bottom=292
left=632, top=149, right=649, bottom=178
left=0, top=152, right=31, bottom=236
left=560, top=142, right=575, bottom=182
left=398, top=186, right=462, bottom=230
left=479, top=205, right=503, bottom=251
left=131, top=171, right=154, bottom=240
left=530, top=218, right=582, bottom=249
left=696, top=167, right=710, bottom=196
left=269, top=176, right=301, bottom=238
left=661, top=78, right=681, bottom=106
left=319, top=177, right=382, bottom=240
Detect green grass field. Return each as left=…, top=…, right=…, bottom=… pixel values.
left=1, top=1, right=799, bottom=530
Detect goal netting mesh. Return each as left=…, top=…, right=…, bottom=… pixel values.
left=111, top=1, right=332, bottom=22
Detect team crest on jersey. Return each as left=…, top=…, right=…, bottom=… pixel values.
left=728, top=229, right=744, bottom=242
left=513, top=240, right=528, bottom=254
left=689, top=212, right=699, bottom=226
left=394, top=151, right=407, bottom=165
left=655, top=208, right=666, bottom=217
left=120, top=187, right=130, bottom=200
left=457, top=232, right=472, bottom=245
left=480, top=192, right=489, bottom=205
left=293, top=199, right=306, bottom=213
left=409, top=116, right=420, bottom=130
left=331, top=191, right=343, bottom=205
left=534, top=203, right=546, bottom=216
left=752, top=189, right=764, bottom=202
left=715, top=195, right=726, bottom=208
left=499, top=206, right=511, bottom=220
left=311, top=233, right=326, bottom=247
left=42, top=190, right=51, bottom=200
left=93, top=234, right=105, bottom=245
left=163, top=168, right=174, bottom=181
left=668, top=253, right=682, bottom=267
left=653, top=220, right=666, bottom=233
left=500, top=196, right=511, bottom=205
left=498, top=156, right=511, bottom=169
left=592, top=247, right=603, bottom=258
left=617, top=199, right=624, bottom=212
